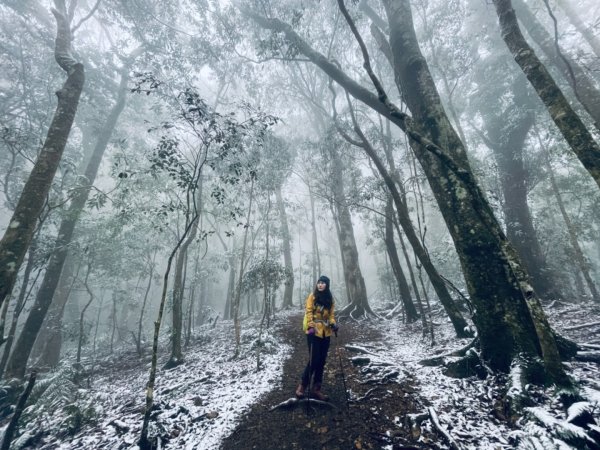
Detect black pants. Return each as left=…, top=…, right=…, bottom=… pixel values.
left=301, top=334, right=330, bottom=386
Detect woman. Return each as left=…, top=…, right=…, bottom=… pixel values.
left=296, top=275, right=338, bottom=401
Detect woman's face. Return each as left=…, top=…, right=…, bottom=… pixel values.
left=316, top=281, right=327, bottom=291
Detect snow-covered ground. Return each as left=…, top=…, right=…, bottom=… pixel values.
left=368, top=302, right=600, bottom=450
left=3, top=303, right=599, bottom=449
left=7, top=315, right=293, bottom=450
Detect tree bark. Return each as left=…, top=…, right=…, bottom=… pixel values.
left=233, top=178, right=255, bottom=358
left=493, top=0, right=600, bottom=189
left=3, top=58, right=131, bottom=379
left=245, top=1, right=567, bottom=384
left=276, top=187, right=294, bottom=308
left=308, top=183, right=321, bottom=283
left=337, top=90, right=469, bottom=335
left=545, top=154, right=599, bottom=302
left=328, top=145, right=372, bottom=318
left=136, top=253, right=156, bottom=356
left=31, top=252, right=76, bottom=367
left=383, top=0, right=565, bottom=382
left=0, top=6, right=84, bottom=313
left=0, top=237, right=39, bottom=379
left=166, top=177, right=203, bottom=368
left=384, top=197, right=418, bottom=322
left=77, top=264, right=94, bottom=365
left=481, top=77, right=561, bottom=300
left=0, top=370, right=36, bottom=450
left=511, top=0, right=600, bottom=131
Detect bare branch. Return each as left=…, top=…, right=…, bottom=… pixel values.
left=72, top=0, right=101, bottom=34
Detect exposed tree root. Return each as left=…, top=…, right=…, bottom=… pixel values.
left=580, top=343, right=600, bottom=350
left=574, top=351, right=600, bottom=364
left=348, top=387, right=380, bottom=403
left=408, top=408, right=461, bottom=450
left=428, top=407, right=462, bottom=450
left=564, top=321, right=600, bottom=331
left=345, top=344, right=378, bottom=356
left=419, top=338, right=478, bottom=367
left=269, top=397, right=337, bottom=411
left=337, top=304, right=381, bottom=321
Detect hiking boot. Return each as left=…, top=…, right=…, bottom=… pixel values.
left=312, top=383, right=329, bottom=401
left=295, top=383, right=306, bottom=398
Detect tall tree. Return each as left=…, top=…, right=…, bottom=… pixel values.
left=0, top=1, right=85, bottom=313
left=511, top=0, right=600, bottom=131
left=242, top=0, right=568, bottom=384
left=492, top=0, right=600, bottom=190
left=384, top=197, right=418, bottom=322
left=276, top=187, right=294, bottom=309
left=473, top=70, right=562, bottom=300
left=333, top=88, right=469, bottom=335
left=3, top=56, right=138, bottom=379
left=327, top=138, right=372, bottom=318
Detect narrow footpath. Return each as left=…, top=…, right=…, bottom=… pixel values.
left=220, top=313, right=435, bottom=450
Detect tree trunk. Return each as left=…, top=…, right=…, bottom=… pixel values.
left=245, top=0, right=568, bottom=384
left=330, top=202, right=352, bottom=305
left=0, top=237, right=40, bottom=379
left=481, top=78, right=561, bottom=300
left=545, top=154, right=599, bottom=302
left=224, top=253, right=236, bottom=320
left=0, top=7, right=84, bottom=313
left=3, top=59, right=132, bottom=380
left=383, top=0, right=566, bottom=382
left=166, top=177, right=203, bottom=368
left=511, top=0, right=600, bottom=131
left=168, top=249, right=187, bottom=367
left=308, top=183, right=321, bottom=282
left=0, top=369, right=36, bottom=450
left=328, top=145, right=372, bottom=318
left=233, top=179, right=255, bottom=358
left=136, top=253, right=156, bottom=356
left=493, top=0, right=600, bottom=189
left=384, top=197, right=418, bottom=322
left=77, top=264, right=94, bottom=365
left=139, top=198, right=201, bottom=450
left=339, top=91, right=469, bottom=335
left=276, top=187, right=294, bottom=308
left=32, top=252, right=76, bottom=368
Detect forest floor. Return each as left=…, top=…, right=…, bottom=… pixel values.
left=3, top=301, right=600, bottom=450
left=220, top=312, right=433, bottom=450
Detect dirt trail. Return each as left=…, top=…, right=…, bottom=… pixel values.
left=220, top=313, right=434, bottom=450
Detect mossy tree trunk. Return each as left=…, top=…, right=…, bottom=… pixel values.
left=493, top=0, right=600, bottom=189
left=382, top=0, right=567, bottom=383
left=0, top=4, right=84, bottom=315
left=512, top=0, right=600, bottom=131
left=245, top=0, right=568, bottom=384
left=480, top=77, right=562, bottom=300
left=336, top=92, right=469, bottom=335
left=4, top=57, right=133, bottom=380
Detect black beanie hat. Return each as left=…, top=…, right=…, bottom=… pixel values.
left=317, top=275, right=330, bottom=289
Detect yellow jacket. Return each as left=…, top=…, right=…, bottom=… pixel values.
left=304, top=293, right=336, bottom=338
